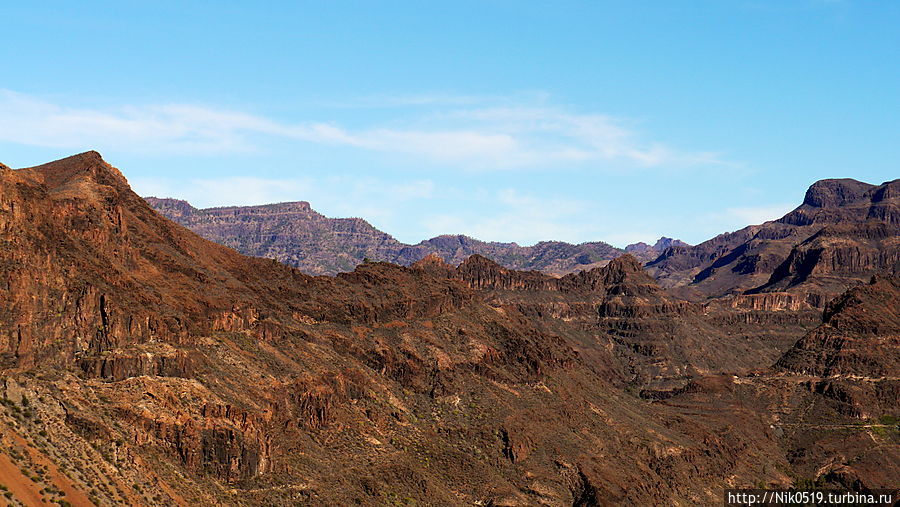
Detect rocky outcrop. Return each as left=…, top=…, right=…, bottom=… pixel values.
left=76, top=344, right=200, bottom=381
left=776, top=275, right=900, bottom=377
left=720, top=292, right=819, bottom=311
left=800, top=178, right=875, bottom=210
left=454, top=254, right=559, bottom=291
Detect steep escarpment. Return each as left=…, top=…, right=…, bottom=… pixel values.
left=647, top=178, right=900, bottom=301
left=146, top=198, right=625, bottom=276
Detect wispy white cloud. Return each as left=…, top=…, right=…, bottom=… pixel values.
left=137, top=173, right=606, bottom=245
left=132, top=174, right=435, bottom=225
left=441, top=106, right=723, bottom=167
left=690, top=202, right=798, bottom=239
left=134, top=176, right=314, bottom=208
left=421, top=188, right=601, bottom=245
left=0, top=91, right=264, bottom=153
left=724, top=203, right=795, bottom=225
left=314, top=92, right=501, bottom=108
left=0, top=89, right=725, bottom=170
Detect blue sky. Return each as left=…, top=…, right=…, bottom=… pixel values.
left=2, top=1, right=898, bottom=247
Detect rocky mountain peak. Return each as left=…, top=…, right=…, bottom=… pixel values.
left=871, top=179, right=900, bottom=203
left=19, top=150, right=131, bottom=200
left=802, top=178, right=874, bottom=208
left=624, top=241, right=651, bottom=251
left=606, top=253, right=643, bottom=272
left=410, top=252, right=456, bottom=278
left=624, top=237, right=689, bottom=263
left=653, top=237, right=688, bottom=250
left=603, top=254, right=651, bottom=282
left=457, top=253, right=507, bottom=274
left=594, top=255, right=662, bottom=298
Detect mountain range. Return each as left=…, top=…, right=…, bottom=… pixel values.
left=145, top=197, right=674, bottom=276
left=148, top=176, right=899, bottom=307
left=0, top=152, right=896, bottom=506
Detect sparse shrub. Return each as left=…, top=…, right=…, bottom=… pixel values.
left=879, top=414, right=899, bottom=426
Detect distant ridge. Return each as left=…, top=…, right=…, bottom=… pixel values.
left=145, top=197, right=634, bottom=276
left=147, top=176, right=898, bottom=301
left=624, top=236, right=689, bottom=262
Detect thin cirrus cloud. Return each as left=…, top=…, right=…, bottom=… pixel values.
left=134, top=176, right=314, bottom=208
left=724, top=203, right=797, bottom=225
left=422, top=189, right=602, bottom=245
left=0, top=89, right=722, bottom=170
left=132, top=174, right=436, bottom=220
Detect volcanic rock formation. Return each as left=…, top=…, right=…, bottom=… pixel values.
left=0, top=153, right=895, bottom=506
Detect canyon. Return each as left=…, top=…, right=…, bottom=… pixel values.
left=0, top=152, right=896, bottom=506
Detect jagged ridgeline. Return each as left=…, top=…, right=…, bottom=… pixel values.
left=0, top=152, right=897, bottom=506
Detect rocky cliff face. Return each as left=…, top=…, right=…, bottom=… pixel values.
left=145, top=197, right=404, bottom=275
left=647, top=178, right=900, bottom=302
left=0, top=153, right=896, bottom=506
left=776, top=275, right=900, bottom=377
left=146, top=198, right=624, bottom=276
